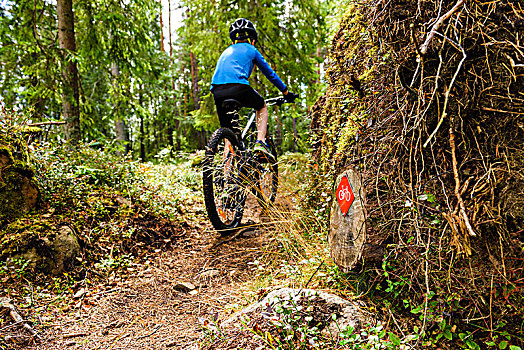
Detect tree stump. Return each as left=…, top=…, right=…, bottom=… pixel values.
left=328, top=168, right=366, bottom=271
left=0, top=148, right=39, bottom=224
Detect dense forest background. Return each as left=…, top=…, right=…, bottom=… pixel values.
left=0, top=0, right=335, bottom=156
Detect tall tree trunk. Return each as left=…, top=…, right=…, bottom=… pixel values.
left=168, top=0, right=173, bottom=57
left=190, top=51, right=200, bottom=110
left=145, top=114, right=150, bottom=160
left=316, top=47, right=321, bottom=83
left=154, top=107, right=159, bottom=154
left=112, top=62, right=128, bottom=156
left=140, top=114, right=146, bottom=161
left=159, top=0, right=164, bottom=52
left=184, top=94, right=188, bottom=118
left=198, top=130, right=206, bottom=149
left=57, top=0, right=81, bottom=144
left=168, top=0, right=179, bottom=151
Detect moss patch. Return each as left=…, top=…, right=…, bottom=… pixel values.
left=0, top=114, right=40, bottom=225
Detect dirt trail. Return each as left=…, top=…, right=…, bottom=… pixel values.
left=19, top=197, right=271, bottom=350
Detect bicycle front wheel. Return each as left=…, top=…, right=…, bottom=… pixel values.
left=203, top=127, right=247, bottom=234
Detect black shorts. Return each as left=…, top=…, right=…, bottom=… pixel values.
left=211, top=83, right=265, bottom=130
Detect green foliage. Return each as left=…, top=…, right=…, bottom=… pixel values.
left=95, top=253, right=132, bottom=271
left=0, top=257, right=30, bottom=279
left=32, top=140, right=199, bottom=221
left=254, top=292, right=328, bottom=349
left=198, top=312, right=227, bottom=346
left=190, top=92, right=220, bottom=132
left=199, top=293, right=409, bottom=349
left=336, top=322, right=401, bottom=349
left=0, top=1, right=61, bottom=117
left=1, top=0, right=330, bottom=157
left=0, top=0, right=172, bottom=154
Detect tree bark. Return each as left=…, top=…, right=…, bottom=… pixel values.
left=190, top=51, right=200, bottom=110
left=112, top=62, right=128, bottom=156
left=140, top=115, right=146, bottom=161
left=57, top=0, right=81, bottom=144
left=168, top=0, right=179, bottom=151
left=168, top=0, right=173, bottom=57
left=138, top=85, right=146, bottom=161
left=159, top=0, right=164, bottom=52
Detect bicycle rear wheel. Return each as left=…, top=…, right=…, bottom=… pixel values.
left=253, top=137, right=278, bottom=209
left=203, top=127, right=247, bottom=234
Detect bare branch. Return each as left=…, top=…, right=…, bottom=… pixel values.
left=419, top=0, right=466, bottom=55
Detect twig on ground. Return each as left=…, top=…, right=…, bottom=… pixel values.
left=0, top=297, right=41, bottom=340
left=135, top=324, right=163, bottom=340
left=0, top=320, right=24, bottom=332
left=212, top=225, right=258, bottom=248
left=63, top=332, right=88, bottom=339
left=387, top=308, right=406, bottom=337
left=105, top=315, right=141, bottom=350
left=92, top=287, right=121, bottom=298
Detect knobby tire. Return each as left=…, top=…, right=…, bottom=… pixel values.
left=203, top=128, right=246, bottom=234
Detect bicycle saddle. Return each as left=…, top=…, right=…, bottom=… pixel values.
left=222, top=99, right=242, bottom=112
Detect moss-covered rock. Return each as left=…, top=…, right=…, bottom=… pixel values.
left=1, top=218, right=80, bottom=275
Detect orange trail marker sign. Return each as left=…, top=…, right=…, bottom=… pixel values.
left=336, top=174, right=355, bottom=216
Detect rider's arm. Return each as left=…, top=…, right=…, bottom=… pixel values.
left=253, top=49, right=287, bottom=92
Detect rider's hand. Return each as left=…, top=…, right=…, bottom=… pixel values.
left=283, top=91, right=299, bottom=103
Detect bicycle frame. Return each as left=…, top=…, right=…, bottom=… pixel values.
left=239, top=96, right=287, bottom=150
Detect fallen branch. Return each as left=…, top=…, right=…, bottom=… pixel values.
left=92, top=287, right=121, bottom=298
left=481, top=107, right=524, bottom=115
left=27, top=121, right=66, bottom=127
left=63, top=332, right=88, bottom=339
left=0, top=298, right=41, bottom=340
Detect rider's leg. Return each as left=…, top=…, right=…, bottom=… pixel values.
left=256, top=103, right=268, bottom=142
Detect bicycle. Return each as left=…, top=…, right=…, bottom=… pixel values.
left=202, top=96, right=294, bottom=234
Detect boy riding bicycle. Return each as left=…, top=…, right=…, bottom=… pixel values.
left=211, top=18, right=298, bottom=162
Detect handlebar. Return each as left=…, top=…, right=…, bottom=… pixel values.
left=265, top=97, right=295, bottom=107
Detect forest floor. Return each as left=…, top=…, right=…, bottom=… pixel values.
left=3, top=193, right=290, bottom=350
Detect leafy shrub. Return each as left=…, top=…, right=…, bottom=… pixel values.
left=32, top=141, right=200, bottom=221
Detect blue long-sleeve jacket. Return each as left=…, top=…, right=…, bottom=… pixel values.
left=211, top=43, right=287, bottom=92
